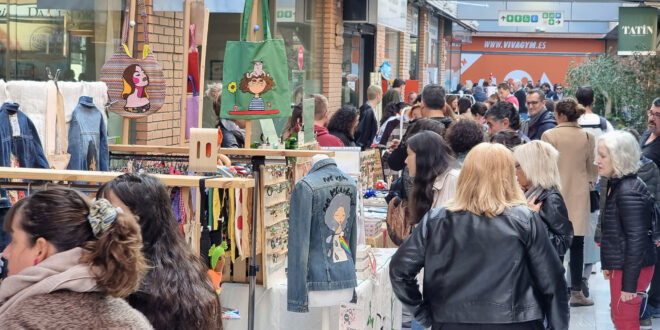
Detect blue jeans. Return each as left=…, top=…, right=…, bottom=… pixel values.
left=412, top=319, right=426, bottom=330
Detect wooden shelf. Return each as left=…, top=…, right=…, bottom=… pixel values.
left=109, top=144, right=335, bottom=157
left=0, top=167, right=254, bottom=189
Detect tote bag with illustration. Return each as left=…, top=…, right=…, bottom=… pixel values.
left=220, top=0, right=291, bottom=120
left=100, top=0, right=166, bottom=118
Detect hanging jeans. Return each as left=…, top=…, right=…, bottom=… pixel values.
left=610, top=266, right=654, bottom=330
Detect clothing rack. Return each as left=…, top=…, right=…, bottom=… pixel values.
left=0, top=167, right=254, bottom=255
left=110, top=152, right=190, bottom=162
left=108, top=144, right=333, bottom=330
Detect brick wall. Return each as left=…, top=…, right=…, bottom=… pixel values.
left=134, top=0, right=184, bottom=145
left=417, top=8, right=428, bottom=92
left=375, top=24, right=386, bottom=73
left=320, top=0, right=343, bottom=112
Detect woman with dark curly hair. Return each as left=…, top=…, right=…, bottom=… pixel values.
left=328, top=105, right=360, bottom=147
left=97, top=174, right=222, bottom=330
left=457, top=97, right=472, bottom=115
left=446, top=119, right=485, bottom=164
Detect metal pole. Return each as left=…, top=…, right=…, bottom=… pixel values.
left=248, top=155, right=265, bottom=330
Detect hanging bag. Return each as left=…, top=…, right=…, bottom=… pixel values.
left=45, top=80, right=71, bottom=170
left=185, top=75, right=200, bottom=139
left=386, top=196, right=411, bottom=246
left=100, top=0, right=166, bottom=118
left=220, top=0, right=291, bottom=119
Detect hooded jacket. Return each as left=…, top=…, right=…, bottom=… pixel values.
left=525, top=109, right=557, bottom=141
left=314, top=125, right=344, bottom=147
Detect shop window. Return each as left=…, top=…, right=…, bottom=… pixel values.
left=341, top=34, right=359, bottom=107
left=274, top=0, right=320, bottom=106
left=427, top=16, right=439, bottom=85
left=409, top=36, right=417, bottom=80
left=384, top=29, right=399, bottom=80
left=0, top=0, right=122, bottom=82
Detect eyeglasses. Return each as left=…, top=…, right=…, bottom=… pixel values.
left=648, top=110, right=660, bottom=119
left=556, top=88, right=563, bottom=91
left=526, top=101, right=540, bottom=106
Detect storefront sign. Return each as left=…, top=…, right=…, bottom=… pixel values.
left=618, top=7, right=657, bottom=56
left=153, top=0, right=246, bottom=13
left=276, top=7, right=295, bottom=23
left=378, top=0, right=407, bottom=32
left=498, top=11, right=565, bottom=27
left=298, top=46, right=304, bottom=70
left=463, top=37, right=604, bottom=54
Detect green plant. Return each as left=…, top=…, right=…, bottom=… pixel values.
left=565, top=52, right=660, bottom=132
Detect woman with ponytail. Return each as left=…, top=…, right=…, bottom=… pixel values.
left=98, top=173, right=222, bottom=330
left=0, top=188, right=151, bottom=329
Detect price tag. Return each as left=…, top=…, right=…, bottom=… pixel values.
left=9, top=115, right=20, bottom=137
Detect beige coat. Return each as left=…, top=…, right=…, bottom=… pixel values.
left=542, top=122, right=598, bottom=236
left=431, top=168, right=460, bottom=208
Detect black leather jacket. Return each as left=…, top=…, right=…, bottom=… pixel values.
left=601, top=174, right=656, bottom=293
left=390, top=206, right=568, bottom=329
left=536, top=188, right=574, bottom=257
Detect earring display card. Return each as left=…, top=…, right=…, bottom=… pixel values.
left=262, top=163, right=293, bottom=289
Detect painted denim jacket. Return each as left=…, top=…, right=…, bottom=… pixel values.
left=0, top=103, right=49, bottom=169
left=287, top=158, right=358, bottom=312
left=67, top=96, right=109, bottom=171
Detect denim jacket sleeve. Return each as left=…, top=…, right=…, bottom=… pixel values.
left=98, top=114, right=109, bottom=171
left=26, top=115, right=49, bottom=169
left=287, top=181, right=313, bottom=312
left=67, top=115, right=82, bottom=170
left=389, top=212, right=433, bottom=328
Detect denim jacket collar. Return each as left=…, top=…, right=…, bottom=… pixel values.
left=78, top=96, right=95, bottom=108
left=309, top=158, right=337, bottom=173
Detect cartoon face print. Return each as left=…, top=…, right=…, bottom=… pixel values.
left=132, top=65, right=149, bottom=87
left=324, top=194, right=352, bottom=263
left=247, top=77, right=267, bottom=95
left=333, top=206, right=346, bottom=234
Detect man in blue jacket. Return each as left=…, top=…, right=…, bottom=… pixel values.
left=522, top=89, right=557, bottom=140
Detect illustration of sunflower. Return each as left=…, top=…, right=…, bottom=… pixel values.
left=228, top=82, right=237, bottom=93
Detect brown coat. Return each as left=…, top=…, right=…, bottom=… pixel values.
left=0, top=291, right=154, bottom=329
left=542, top=122, right=598, bottom=236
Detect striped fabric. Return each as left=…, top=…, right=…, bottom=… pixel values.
left=99, top=0, right=166, bottom=119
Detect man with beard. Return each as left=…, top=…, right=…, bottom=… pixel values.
left=641, top=97, right=660, bottom=168
left=521, top=89, right=556, bottom=140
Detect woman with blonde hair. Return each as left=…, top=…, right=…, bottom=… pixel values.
left=597, top=131, right=656, bottom=330
left=542, top=97, right=598, bottom=306
left=390, top=143, right=568, bottom=330
left=513, top=141, right=573, bottom=258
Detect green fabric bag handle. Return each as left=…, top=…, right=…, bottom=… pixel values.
left=240, top=0, right=272, bottom=41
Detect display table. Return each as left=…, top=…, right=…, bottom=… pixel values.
left=221, top=248, right=402, bottom=330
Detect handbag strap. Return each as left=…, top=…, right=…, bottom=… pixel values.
left=120, top=0, right=151, bottom=59
left=240, top=0, right=272, bottom=41
left=188, top=75, right=198, bottom=97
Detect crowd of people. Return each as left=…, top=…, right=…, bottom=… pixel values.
left=0, top=72, right=658, bottom=330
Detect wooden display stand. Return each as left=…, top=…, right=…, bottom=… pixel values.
left=0, top=167, right=254, bottom=256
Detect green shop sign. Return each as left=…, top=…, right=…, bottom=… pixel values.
left=618, top=7, right=657, bottom=55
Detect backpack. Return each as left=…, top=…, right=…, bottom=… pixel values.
left=579, top=116, right=607, bottom=130
left=386, top=196, right=411, bottom=246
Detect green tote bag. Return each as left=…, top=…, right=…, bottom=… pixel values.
left=220, top=0, right=291, bottom=120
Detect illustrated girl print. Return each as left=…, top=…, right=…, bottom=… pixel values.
left=239, top=61, right=275, bottom=112
left=122, top=64, right=151, bottom=113
left=324, top=194, right=352, bottom=263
